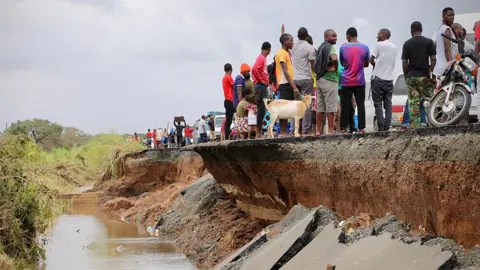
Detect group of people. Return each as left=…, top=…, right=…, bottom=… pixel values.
left=221, top=7, right=480, bottom=140
left=196, top=115, right=217, bottom=143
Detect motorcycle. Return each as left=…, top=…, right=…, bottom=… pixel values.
left=427, top=34, right=479, bottom=127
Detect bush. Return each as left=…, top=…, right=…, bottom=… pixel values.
left=0, top=135, right=59, bottom=267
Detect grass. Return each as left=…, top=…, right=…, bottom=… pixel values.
left=0, top=133, right=144, bottom=268
left=31, top=133, right=145, bottom=193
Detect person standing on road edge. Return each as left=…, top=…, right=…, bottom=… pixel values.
left=370, top=29, right=398, bottom=131
left=222, top=63, right=234, bottom=140
left=433, top=7, right=456, bottom=78
left=234, top=64, right=252, bottom=109
left=275, top=32, right=301, bottom=136
left=339, top=27, right=370, bottom=133
left=314, top=29, right=339, bottom=135
left=252, top=41, right=272, bottom=139
left=199, top=116, right=207, bottom=143
left=146, top=129, right=153, bottom=148
left=208, top=115, right=215, bottom=142
left=307, top=35, right=318, bottom=134
left=402, top=21, right=437, bottom=129
left=283, top=25, right=316, bottom=135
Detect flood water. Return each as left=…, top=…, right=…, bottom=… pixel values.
left=38, top=193, right=197, bottom=270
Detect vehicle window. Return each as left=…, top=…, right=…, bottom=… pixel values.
left=466, top=33, right=474, bottom=46
left=394, top=75, right=408, bottom=96
left=215, top=117, right=224, bottom=126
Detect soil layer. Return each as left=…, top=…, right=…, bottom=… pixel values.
left=192, top=124, right=480, bottom=248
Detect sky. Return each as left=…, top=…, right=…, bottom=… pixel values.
left=0, top=0, right=477, bottom=134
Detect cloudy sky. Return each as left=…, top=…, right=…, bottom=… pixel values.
left=0, top=0, right=477, bottom=134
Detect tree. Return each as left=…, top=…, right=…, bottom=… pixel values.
left=4, top=119, right=90, bottom=151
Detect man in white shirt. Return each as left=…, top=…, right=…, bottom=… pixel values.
left=198, top=116, right=207, bottom=143
left=433, top=7, right=456, bottom=77
left=369, top=29, right=398, bottom=131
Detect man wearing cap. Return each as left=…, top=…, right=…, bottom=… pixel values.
left=282, top=25, right=316, bottom=134
left=234, top=63, right=252, bottom=109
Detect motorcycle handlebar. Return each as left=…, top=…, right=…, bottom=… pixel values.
left=441, top=33, right=459, bottom=44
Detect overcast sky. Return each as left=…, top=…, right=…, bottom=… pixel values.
left=0, top=0, right=477, bottom=134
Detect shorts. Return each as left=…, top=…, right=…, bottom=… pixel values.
left=278, top=83, right=294, bottom=100
left=317, top=78, right=338, bottom=113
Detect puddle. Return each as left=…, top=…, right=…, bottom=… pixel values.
left=38, top=192, right=197, bottom=270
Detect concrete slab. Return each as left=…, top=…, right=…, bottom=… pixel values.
left=281, top=223, right=346, bottom=270
left=240, top=210, right=316, bottom=270
left=281, top=223, right=454, bottom=270
left=214, top=234, right=267, bottom=270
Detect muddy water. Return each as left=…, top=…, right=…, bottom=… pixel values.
left=39, top=193, right=197, bottom=270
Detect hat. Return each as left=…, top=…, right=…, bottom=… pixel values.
left=240, top=63, right=251, bottom=73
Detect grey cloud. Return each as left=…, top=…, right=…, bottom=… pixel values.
left=0, top=0, right=478, bottom=134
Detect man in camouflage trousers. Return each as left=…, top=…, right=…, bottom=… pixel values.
left=401, top=21, right=437, bottom=128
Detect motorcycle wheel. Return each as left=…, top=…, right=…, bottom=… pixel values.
left=427, top=85, right=471, bottom=127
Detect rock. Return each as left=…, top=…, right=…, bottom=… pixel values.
left=104, top=197, right=134, bottom=211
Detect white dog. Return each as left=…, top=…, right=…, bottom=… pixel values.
left=263, top=95, right=312, bottom=138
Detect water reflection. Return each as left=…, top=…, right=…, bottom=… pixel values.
left=40, top=194, right=197, bottom=270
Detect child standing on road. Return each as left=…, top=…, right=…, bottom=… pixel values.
left=220, top=119, right=226, bottom=141
left=247, top=104, right=258, bottom=139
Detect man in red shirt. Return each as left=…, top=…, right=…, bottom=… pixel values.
left=252, top=42, right=272, bottom=138
left=184, top=125, right=193, bottom=145
left=222, top=63, right=234, bottom=140
left=475, top=21, right=480, bottom=53
left=146, top=129, right=152, bottom=148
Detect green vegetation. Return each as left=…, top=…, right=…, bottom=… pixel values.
left=0, top=135, right=59, bottom=269
left=5, top=118, right=91, bottom=151
left=33, top=133, right=145, bottom=192
left=0, top=119, right=145, bottom=268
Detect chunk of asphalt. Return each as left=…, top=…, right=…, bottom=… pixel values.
left=239, top=210, right=317, bottom=270
left=239, top=206, right=338, bottom=270
left=281, top=223, right=347, bottom=270
left=215, top=234, right=268, bottom=270
left=282, top=223, right=456, bottom=270
left=331, top=235, right=456, bottom=269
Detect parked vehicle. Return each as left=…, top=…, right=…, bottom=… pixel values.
left=427, top=36, right=479, bottom=127
left=214, top=115, right=225, bottom=139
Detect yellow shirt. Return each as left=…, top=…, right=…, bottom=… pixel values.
left=275, top=49, right=294, bottom=85
left=312, top=71, right=317, bottom=89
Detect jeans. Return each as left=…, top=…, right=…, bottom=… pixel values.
left=402, top=100, right=426, bottom=126
left=372, top=77, right=394, bottom=131
left=340, top=85, right=366, bottom=130
left=224, top=99, right=234, bottom=139
left=199, top=133, right=207, bottom=143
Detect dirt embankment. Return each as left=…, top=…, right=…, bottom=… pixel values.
left=156, top=174, right=272, bottom=268
left=94, top=149, right=206, bottom=225
left=192, top=125, right=480, bottom=249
